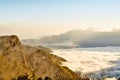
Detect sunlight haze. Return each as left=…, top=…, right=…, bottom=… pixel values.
left=0, top=0, right=120, bottom=39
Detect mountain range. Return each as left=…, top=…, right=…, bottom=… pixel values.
left=22, top=29, right=120, bottom=48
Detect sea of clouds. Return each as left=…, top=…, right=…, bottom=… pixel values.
left=52, top=47, right=120, bottom=80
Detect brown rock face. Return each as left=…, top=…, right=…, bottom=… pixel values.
left=0, top=35, right=22, bottom=50
left=0, top=35, right=24, bottom=63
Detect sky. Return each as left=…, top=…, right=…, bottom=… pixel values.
left=0, top=0, right=120, bottom=39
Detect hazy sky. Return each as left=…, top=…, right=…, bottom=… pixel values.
left=0, top=0, right=120, bottom=39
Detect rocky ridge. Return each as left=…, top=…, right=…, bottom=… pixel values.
left=0, top=35, right=85, bottom=80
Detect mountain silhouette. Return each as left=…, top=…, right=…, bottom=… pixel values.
left=22, top=30, right=120, bottom=48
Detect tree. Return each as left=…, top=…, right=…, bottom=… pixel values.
left=44, top=76, right=51, bottom=80
left=37, top=77, right=43, bottom=80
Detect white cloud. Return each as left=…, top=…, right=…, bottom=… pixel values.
left=52, top=47, right=120, bottom=79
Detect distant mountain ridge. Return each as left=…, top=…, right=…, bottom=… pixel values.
left=21, top=30, right=97, bottom=48
left=75, top=30, right=120, bottom=47
left=22, top=30, right=120, bottom=48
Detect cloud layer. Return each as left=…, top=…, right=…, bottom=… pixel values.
left=52, top=47, right=120, bottom=79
